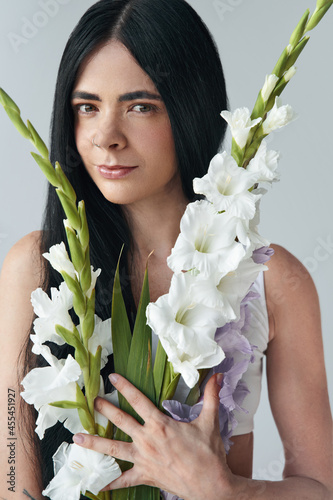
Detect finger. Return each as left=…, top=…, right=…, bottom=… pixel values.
left=102, top=467, right=146, bottom=491
left=73, top=433, right=134, bottom=463
left=94, top=396, right=141, bottom=438
left=198, top=373, right=222, bottom=430
left=109, top=373, right=160, bottom=422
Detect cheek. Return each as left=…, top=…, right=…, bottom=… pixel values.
left=144, top=122, right=177, bottom=165
left=75, top=123, right=89, bottom=160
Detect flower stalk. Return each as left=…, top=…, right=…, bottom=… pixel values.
left=1, top=3, right=332, bottom=499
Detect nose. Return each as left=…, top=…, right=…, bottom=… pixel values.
left=94, top=113, right=127, bottom=150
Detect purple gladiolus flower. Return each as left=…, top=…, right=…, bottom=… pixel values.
left=252, top=246, right=274, bottom=264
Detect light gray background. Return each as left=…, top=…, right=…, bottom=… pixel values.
left=0, top=0, right=332, bottom=481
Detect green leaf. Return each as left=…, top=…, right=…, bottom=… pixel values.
left=185, top=369, right=209, bottom=406
left=162, top=372, right=181, bottom=402
left=111, top=248, right=132, bottom=378
left=153, top=340, right=167, bottom=407
left=126, top=265, right=156, bottom=411
left=132, top=486, right=160, bottom=500
left=159, top=361, right=180, bottom=403
left=83, top=491, right=100, bottom=500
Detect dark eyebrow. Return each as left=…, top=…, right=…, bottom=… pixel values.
left=71, top=91, right=101, bottom=101
left=118, top=91, right=162, bottom=102
left=71, top=90, right=162, bottom=102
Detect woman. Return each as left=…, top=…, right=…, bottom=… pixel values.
left=0, top=0, right=332, bottom=498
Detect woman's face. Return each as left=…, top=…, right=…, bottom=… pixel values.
left=72, top=41, right=181, bottom=207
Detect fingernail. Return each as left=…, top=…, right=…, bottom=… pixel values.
left=73, top=434, right=84, bottom=444
left=109, top=373, right=119, bottom=385
left=216, top=373, right=223, bottom=387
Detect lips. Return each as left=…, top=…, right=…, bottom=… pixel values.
left=97, top=164, right=138, bottom=179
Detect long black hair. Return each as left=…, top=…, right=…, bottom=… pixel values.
left=27, top=0, right=228, bottom=491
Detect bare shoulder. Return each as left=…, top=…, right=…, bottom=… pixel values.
left=1, top=230, right=43, bottom=287
left=0, top=232, right=45, bottom=497
left=0, top=231, right=44, bottom=346
left=263, top=246, right=332, bottom=489
left=264, top=243, right=319, bottom=340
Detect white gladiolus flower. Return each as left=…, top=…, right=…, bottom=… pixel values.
left=246, top=140, right=280, bottom=184
left=167, top=200, right=246, bottom=277
left=30, top=281, right=74, bottom=346
left=147, top=272, right=225, bottom=388
left=247, top=197, right=270, bottom=250
left=86, top=266, right=102, bottom=299
left=261, top=74, right=279, bottom=102
left=191, top=258, right=267, bottom=323
left=43, top=242, right=76, bottom=279
left=42, top=442, right=122, bottom=500
left=87, top=316, right=113, bottom=369
left=21, top=346, right=83, bottom=438
left=221, top=108, right=261, bottom=149
left=95, top=378, right=117, bottom=431
left=193, top=152, right=261, bottom=219
left=262, top=97, right=296, bottom=134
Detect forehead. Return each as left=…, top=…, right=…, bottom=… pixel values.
left=74, top=41, right=157, bottom=93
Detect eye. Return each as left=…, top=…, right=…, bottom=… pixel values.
left=131, top=103, right=157, bottom=113
left=75, top=103, right=97, bottom=114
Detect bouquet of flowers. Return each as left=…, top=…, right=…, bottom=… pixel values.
left=0, top=2, right=331, bottom=499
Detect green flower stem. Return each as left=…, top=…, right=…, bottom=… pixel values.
left=0, top=90, right=109, bottom=478
left=246, top=2, right=332, bottom=166
left=159, top=362, right=180, bottom=403
left=306, top=1, right=333, bottom=31
left=185, top=369, right=210, bottom=406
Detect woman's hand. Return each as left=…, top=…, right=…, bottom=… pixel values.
left=73, top=373, right=235, bottom=500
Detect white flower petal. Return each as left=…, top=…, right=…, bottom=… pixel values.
left=247, top=140, right=280, bottom=184
left=193, top=152, right=260, bottom=219
left=147, top=273, right=225, bottom=388
left=43, top=442, right=122, bottom=499
left=221, top=108, right=261, bottom=149
left=88, top=316, right=113, bottom=369
left=261, top=74, right=279, bottom=102
left=31, top=281, right=75, bottom=346
left=43, top=242, right=76, bottom=279
left=86, top=266, right=102, bottom=299
left=167, top=200, right=245, bottom=277
left=262, top=97, right=296, bottom=135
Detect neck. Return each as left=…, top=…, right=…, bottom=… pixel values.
left=122, top=187, right=188, bottom=264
